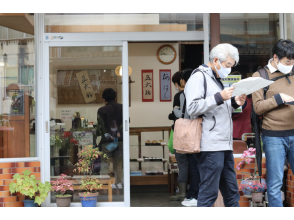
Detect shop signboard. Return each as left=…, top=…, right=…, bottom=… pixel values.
left=142, top=69, right=154, bottom=102
left=159, top=69, right=171, bottom=102
left=221, top=75, right=242, bottom=113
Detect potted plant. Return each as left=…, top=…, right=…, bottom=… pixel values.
left=9, top=170, right=51, bottom=207
left=73, top=145, right=107, bottom=207
left=239, top=177, right=267, bottom=203
left=50, top=174, right=74, bottom=207
left=236, top=147, right=267, bottom=201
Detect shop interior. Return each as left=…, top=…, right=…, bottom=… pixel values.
left=46, top=41, right=204, bottom=204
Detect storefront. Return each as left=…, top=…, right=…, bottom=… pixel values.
left=0, top=13, right=294, bottom=207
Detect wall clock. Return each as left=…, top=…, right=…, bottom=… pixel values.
left=157, top=45, right=177, bottom=65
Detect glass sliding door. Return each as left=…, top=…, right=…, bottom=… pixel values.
left=47, top=44, right=128, bottom=205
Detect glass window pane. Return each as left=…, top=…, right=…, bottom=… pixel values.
left=0, top=38, right=36, bottom=158
left=49, top=46, right=124, bottom=203
left=287, top=13, right=294, bottom=41
left=45, top=13, right=203, bottom=33
left=220, top=13, right=279, bottom=77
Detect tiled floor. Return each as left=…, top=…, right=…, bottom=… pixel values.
left=130, top=185, right=183, bottom=207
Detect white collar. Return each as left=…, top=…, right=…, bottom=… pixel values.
left=268, top=58, right=278, bottom=73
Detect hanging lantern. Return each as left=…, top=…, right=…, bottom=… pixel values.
left=115, top=66, right=132, bottom=76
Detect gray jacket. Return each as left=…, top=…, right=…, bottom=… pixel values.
left=173, top=92, right=190, bottom=119
left=184, top=65, right=238, bottom=151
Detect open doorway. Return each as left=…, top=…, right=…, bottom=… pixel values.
left=180, top=42, right=204, bottom=71
left=128, top=42, right=204, bottom=207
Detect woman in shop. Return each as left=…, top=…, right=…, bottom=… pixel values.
left=169, top=69, right=200, bottom=207
left=169, top=71, right=185, bottom=201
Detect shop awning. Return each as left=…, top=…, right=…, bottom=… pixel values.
left=0, top=13, right=34, bottom=35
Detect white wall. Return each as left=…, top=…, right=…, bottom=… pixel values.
left=127, top=43, right=179, bottom=172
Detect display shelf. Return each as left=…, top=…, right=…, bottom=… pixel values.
left=130, top=174, right=168, bottom=185
left=129, top=127, right=171, bottom=186
left=130, top=160, right=168, bottom=162
left=130, top=145, right=167, bottom=147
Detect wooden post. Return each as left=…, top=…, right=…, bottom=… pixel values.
left=210, top=13, right=221, bottom=49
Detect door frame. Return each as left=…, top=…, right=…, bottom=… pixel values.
left=39, top=38, right=130, bottom=207
left=35, top=13, right=208, bottom=207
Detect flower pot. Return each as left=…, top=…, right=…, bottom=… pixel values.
left=23, top=199, right=38, bottom=207
left=251, top=192, right=263, bottom=203
left=78, top=192, right=98, bottom=207
left=56, top=195, right=72, bottom=207
left=240, top=178, right=266, bottom=196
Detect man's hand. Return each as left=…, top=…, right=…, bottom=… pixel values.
left=280, top=93, right=294, bottom=103
left=235, top=94, right=246, bottom=106
left=220, top=87, right=235, bottom=101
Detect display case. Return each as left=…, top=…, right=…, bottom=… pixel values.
left=130, top=127, right=171, bottom=185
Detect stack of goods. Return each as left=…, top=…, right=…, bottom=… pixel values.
left=143, top=156, right=162, bottom=161
left=130, top=171, right=142, bottom=176
left=169, top=153, right=177, bottom=163
left=145, top=140, right=166, bottom=146
left=145, top=171, right=164, bottom=175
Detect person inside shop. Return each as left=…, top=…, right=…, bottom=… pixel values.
left=185, top=43, right=246, bottom=207
left=169, top=71, right=183, bottom=130
left=96, top=88, right=123, bottom=189
left=230, top=71, right=253, bottom=141
left=168, top=70, right=187, bottom=201
left=252, top=39, right=294, bottom=207
left=173, top=68, right=200, bottom=207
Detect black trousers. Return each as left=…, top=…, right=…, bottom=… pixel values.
left=186, top=153, right=200, bottom=200
left=195, top=150, right=240, bottom=207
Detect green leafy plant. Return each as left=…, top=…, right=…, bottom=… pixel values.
left=9, top=170, right=51, bottom=206
left=74, top=145, right=107, bottom=176
left=79, top=176, right=102, bottom=194
left=73, top=145, right=107, bottom=196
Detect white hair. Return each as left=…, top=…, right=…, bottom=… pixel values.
left=209, top=43, right=239, bottom=66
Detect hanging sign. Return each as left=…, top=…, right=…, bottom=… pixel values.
left=142, top=70, right=154, bottom=102
left=159, top=69, right=171, bottom=102
left=76, top=71, right=96, bottom=103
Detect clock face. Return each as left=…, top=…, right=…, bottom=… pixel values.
left=158, top=45, right=176, bottom=64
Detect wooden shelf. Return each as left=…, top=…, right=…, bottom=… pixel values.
left=130, top=175, right=168, bottom=186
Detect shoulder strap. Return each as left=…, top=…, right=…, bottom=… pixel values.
left=258, top=68, right=270, bottom=100
left=181, top=70, right=207, bottom=118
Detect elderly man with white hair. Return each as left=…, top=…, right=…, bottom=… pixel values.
left=185, top=43, right=246, bottom=207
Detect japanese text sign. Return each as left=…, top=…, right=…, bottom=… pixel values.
left=159, top=70, right=171, bottom=102
left=76, top=71, right=96, bottom=103
left=142, top=70, right=154, bottom=102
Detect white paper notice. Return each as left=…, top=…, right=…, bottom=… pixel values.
left=231, top=77, right=274, bottom=96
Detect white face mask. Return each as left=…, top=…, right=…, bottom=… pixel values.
left=276, top=60, right=293, bottom=74
left=214, top=60, right=231, bottom=78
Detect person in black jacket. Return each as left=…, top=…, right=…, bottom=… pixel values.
left=96, top=88, right=123, bottom=189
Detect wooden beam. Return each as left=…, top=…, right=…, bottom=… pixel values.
left=45, top=24, right=187, bottom=33
left=0, top=13, right=34, bottom=35
left=210, top=13, right=220, bottom=49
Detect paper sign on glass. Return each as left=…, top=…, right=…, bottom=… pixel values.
left=76, top=71, right=96, bottom=103
left=231, top=77, right=274, bottom=97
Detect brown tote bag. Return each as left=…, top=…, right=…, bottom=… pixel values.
left=173, top=71, right=207, bottom=154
